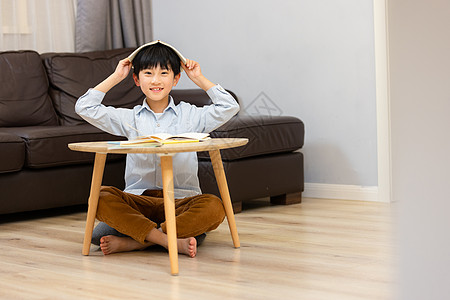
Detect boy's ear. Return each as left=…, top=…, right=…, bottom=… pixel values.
left=133, top=73, right=140, bottom=86
left=173, top=73, right=181, bottom=87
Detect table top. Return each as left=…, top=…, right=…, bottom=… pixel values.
left=68, top=138, right=249, bottom=155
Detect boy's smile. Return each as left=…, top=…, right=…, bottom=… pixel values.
left=133, top=65, right=180, bottom=112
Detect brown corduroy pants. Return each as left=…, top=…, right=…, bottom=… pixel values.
left=96, top=186, right=226, bottom=244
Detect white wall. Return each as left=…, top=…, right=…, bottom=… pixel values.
left=388, top=0, right=450, bottom=298
left=152, top=0, right=378, bottom=188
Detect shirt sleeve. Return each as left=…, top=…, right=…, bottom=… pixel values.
left=189, top=84, right=240, bottom=133
left=75, top=88, right=133, bottom=137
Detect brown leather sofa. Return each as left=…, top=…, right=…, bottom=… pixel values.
left=0, top=48, right=304, bottom=215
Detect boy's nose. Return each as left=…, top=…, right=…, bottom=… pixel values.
left=151, top=75, right=160, bottom=83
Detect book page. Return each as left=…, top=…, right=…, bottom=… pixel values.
left=151, top=132, right=210, bottom=141
left=120, top=136, right=160, bottom=145
left=113, top=132, right=210, bottom=148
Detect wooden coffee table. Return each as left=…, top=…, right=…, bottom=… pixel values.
left=68, top=138, right=248, bottom=275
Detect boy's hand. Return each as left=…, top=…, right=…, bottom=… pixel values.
left=182, top=59, right=215, bottom=91
left=182, top=59, right=202, bottom=78
left=113, top=58, right=133, bottom=81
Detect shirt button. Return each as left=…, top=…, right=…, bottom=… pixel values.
left=156, top=123, right=160, bottom=127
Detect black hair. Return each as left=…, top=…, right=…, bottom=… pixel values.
left=132, top=43, right=181, bottom=77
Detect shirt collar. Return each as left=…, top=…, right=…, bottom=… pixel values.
left=137, top=96, right=178, bottom=116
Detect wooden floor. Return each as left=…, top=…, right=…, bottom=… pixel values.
left=0, top=198, right=394, bottom=300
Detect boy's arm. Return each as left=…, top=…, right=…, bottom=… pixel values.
left=181, top=59, right=240, bottom=132
left=181, top=84, right=239, bottom=134
left=75, top=58, right=134, bottom=137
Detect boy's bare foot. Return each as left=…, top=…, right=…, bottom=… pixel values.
left=145, top=228, right=197, bottom=258
left=100, top=235, right=148, bottom=255
left=99, top=234, right=197, bottom=257
left=177, top=237, right=197, bottom=258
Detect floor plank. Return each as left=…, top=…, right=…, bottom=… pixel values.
left=0, top=198, right=394, bottom=300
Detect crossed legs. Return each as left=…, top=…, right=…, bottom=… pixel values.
left=94, top=186, right=225, bottom=257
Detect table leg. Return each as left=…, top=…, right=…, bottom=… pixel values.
left=160, top=155, right=179, bottom=276
left=82, top=153, right=107, bottom=256
left=209, top=150, right=240, bottom=248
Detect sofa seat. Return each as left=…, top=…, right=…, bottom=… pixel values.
left=1, top=124, right=125, bottom=169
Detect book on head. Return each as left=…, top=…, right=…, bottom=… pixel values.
left=127, top=40, right=187, bottom=65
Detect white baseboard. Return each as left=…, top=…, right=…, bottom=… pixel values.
left=303, top=183, right=380, bottom=202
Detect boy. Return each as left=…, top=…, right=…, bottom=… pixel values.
left=75, top=41, right=239, bottom=257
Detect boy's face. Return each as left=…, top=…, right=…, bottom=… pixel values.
left=133, top=65, right=180, bottom=110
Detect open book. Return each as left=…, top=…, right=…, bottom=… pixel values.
left=128, top=40, right=187, bottom=64
left=115, top=132, right=210, bottom=147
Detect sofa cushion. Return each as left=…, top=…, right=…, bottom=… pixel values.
left=1, top=124, right=125, bottom=168
left=198, top=115, right=305, bottom=161
left=0, top=133, right=25, bottom=173
left=42, top=48, right=144, bottom=126
left=0, top=51, right=58, bottom=127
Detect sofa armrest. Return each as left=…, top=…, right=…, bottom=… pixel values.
left=198, top=114, right=305, bottom=161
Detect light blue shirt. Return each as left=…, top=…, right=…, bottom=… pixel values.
left=75, top=85, right=240, bottom=198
